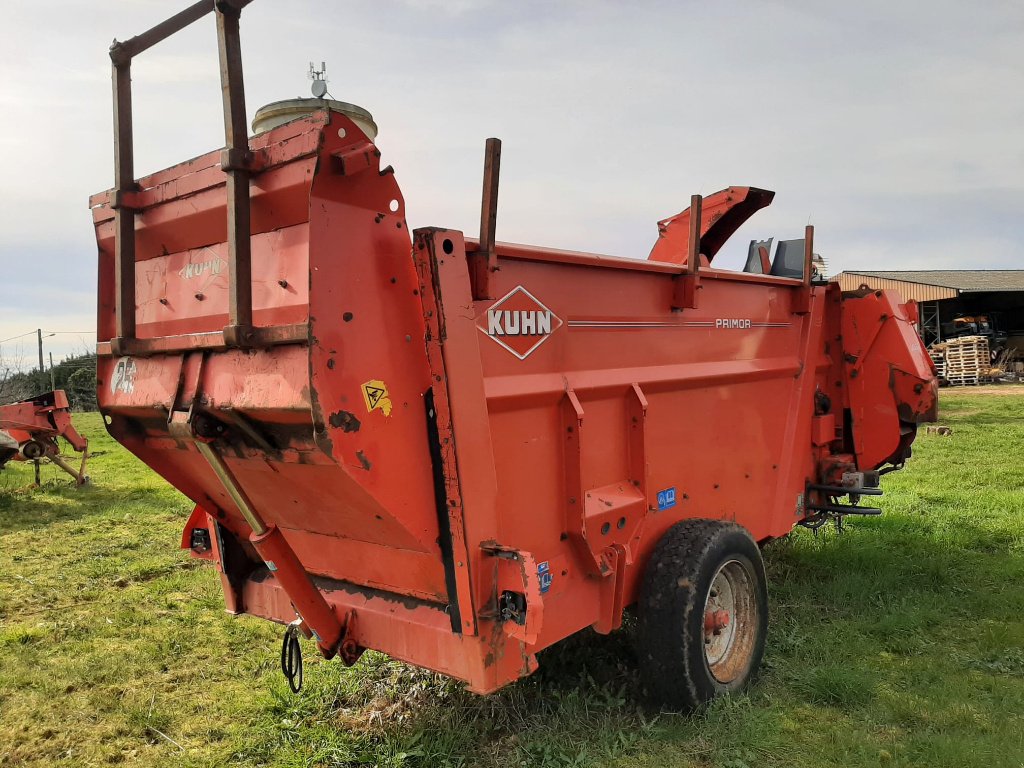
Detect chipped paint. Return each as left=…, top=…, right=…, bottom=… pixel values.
left=329, top=410, right=361, bottom=433
left=356, top=450, right=372, bottom=471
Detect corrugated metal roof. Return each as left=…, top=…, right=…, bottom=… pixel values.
left=837, top=270, right=1024, bottom=293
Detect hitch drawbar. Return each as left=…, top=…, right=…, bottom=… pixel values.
left=805, top=481, right=884, bottom=516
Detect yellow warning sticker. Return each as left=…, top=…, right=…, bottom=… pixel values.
left=361, top=379, right=392, bottom=416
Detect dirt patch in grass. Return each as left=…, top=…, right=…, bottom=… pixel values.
left=944, top=383, right=1024, bottom=396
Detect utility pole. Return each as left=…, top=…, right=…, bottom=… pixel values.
left=35, top=329, right=44, bottom=486
left=37, top=329, right=45, bottom=378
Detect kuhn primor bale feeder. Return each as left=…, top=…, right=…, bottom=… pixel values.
left=91, top=2, right=938, bottom=708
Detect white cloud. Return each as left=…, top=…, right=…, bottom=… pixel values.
left=0, top=0, right=1021, bottom=359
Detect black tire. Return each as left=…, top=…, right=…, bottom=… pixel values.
left=636, top=518, right=768, bottom=710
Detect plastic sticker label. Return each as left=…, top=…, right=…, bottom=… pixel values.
left=657, top=487, right=677, bottom=511
left=361, top=379, right=393, bottom=416
left=537, top=561, right=553, bottom=594
left=110, top=357, right=137, bottom=395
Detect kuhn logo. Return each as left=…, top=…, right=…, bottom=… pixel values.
left=478, top=286, right=562, bottom=359
left=178, top=257, right=225, bottom=280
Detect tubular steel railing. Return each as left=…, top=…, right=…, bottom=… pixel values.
left=108, top=0, right=265, bottom=355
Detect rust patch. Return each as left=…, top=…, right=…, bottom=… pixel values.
left=329, top=410, right=361, bottom=432
left=356, top=450, right=371, bottom=471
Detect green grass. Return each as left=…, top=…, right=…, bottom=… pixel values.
left=1, top=389, right=1023, bottom=767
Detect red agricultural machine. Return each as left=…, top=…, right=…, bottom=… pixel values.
left=91, top=2, right=937, bottom=708
left=0, top=390, right=89, bottom=485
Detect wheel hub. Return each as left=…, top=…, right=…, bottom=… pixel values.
left=704, top=609, right=730, bottom=635
left=702, top=559, right=757, bottom=683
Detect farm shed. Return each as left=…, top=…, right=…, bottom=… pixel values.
left=833, top=270, right=1024, bottom=350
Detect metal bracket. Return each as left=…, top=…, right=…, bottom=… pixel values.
left=481, top=541, right=544, bottom=645
left=109, top=187, right=140, bottom=211
left=561, top=386, right=648, bottom=579
left=220, top=147, right=265, bottom=173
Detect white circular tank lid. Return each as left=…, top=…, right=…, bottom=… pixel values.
left=252, top=98, right=378, bottom=140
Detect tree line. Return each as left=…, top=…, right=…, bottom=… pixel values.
left=0, top=353, right=98, bottom=411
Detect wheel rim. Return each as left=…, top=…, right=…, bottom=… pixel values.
left=702, top=558, right=758, bottom=684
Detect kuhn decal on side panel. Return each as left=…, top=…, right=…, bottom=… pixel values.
left=477, top=286, right=562, bottom=359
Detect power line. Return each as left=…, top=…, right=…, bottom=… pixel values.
left=0, top=330, right=95, bottom=345
left=0, top=330, right=39, bottom=345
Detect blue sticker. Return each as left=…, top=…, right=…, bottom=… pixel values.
left=657, top=487, right=677, bottom=511
left=537, top=561, right=553, bottom=594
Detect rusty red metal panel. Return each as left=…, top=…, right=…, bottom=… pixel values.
left=96, top=114, right=451, bottom=609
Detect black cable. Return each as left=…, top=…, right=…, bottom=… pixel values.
left=280, top=624, right=303, bottom=693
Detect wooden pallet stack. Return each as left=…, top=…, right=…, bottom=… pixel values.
left=938, top=336, right=990, bottom=386
left=928, top=348, right=946, bottom=381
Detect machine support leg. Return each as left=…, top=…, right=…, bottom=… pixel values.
left=50, top=452, right=89, bottom=486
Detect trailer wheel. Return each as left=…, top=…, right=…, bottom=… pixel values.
left=637, top=519, right=767, bottom=709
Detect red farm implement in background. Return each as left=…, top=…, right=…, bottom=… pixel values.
left=91, top=2, right=937, bottom=708
left=0, top=390, right=89, bottom=485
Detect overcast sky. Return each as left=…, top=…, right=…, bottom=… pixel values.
left=0, top=0, right=1021, bottom=367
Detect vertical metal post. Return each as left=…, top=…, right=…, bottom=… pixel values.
left=216, top=2, right=254, bottom=345
left=111, top=59, right=137, bottom=345
left=672, top=195, right=701, bottom=310
left=472, top=137, right=501, bottom=301
left=687, top=194, right=702, bottom=278
left=107, top=2, right=253, bottom=349
left=107, top=2, right=216, bottom=352
left=49, top=353, right=56, bottom=391
left=793, top=225, right=814, bottom=314
left=803, top=225, right=814, bottom=287
left=924, top=301, right=941, bottom=344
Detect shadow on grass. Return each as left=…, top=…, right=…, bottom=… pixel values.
left=245, top=625, right=655, bottom=768
left=0, top=483, right=179, bottom=534
left=242, top=510, right=1024, bottom=767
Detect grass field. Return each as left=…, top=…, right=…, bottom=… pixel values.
left=1, top=390, right=1023, bottom=767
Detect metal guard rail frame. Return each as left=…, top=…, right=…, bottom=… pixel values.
left=105, top=0, right=305, bottom=357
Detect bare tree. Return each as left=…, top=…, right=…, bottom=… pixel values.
left=0, top=346, right=30, bottom=403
